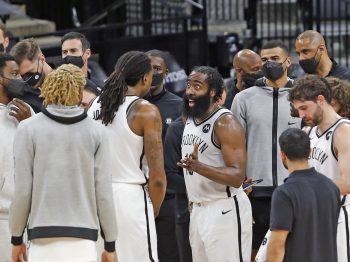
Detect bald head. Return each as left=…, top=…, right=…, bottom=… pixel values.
left=296, top=30, right=325, bottom=48
left=232, top=49, right=262, bottom=90
left=233, top=49, right=261, bottom=73
left=295, top=30, right=331, bottom=75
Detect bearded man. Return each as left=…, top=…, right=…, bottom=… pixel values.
left=178, top=66, right=252, bottom=262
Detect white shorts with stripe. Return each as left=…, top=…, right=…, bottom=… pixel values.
left=337, top=204, right=350, bottom=262
left=112, top=183, right=158, bottom=262
left=0, top=218, right=11, bottom=262
left=190, top=188, right=252, bottom=262
left=255, top=230, right=270, bottom=262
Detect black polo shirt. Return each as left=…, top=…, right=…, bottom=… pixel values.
left=164, top=117, right=189, bottom=223
left=148, top=88, right=182, bottom=142
left=164, top=117, right=185, bottom=194
left=270, top=167, right=340, bottom=262
left=327, top=59, right=350, bottom=80
left=224, top=78, right=239, bottom=109
left=148, top=88, right=182, bottom=202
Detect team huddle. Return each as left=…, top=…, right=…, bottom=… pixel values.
left=1, top=28, right=350, bottom=262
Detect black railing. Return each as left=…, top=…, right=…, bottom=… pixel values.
left=207, top=0, right=246, bottom=21
left=21, top=0, right=208, bottom=74
left=245, top=0, right=302, bottom=51
left=309, top=0, right=350, bottom=67
left=246, top=0, right=350, bottom=66
left=25, top=13, right=208, bottom=75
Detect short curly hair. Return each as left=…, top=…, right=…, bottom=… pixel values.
left=40, top=64, right=86, bottom=106
left=289, top=74, right=332, bottom=104
left=326, top=76, right=350, bottom=118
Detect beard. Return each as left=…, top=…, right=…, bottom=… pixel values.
left=303, top=105, right=323, bottom=127
left=183, top=90, right=211, bottom=118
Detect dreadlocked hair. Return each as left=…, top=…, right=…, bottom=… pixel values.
left=98, top=51, right=151, bottom=125
left=40, top=63, right=86, bottom=106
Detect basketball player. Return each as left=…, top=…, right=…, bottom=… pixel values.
left=290, top=74, right=350, bottom=262
left=88, top=51, right=167, bottom=261
left=178, top=66, right=252, bottom=262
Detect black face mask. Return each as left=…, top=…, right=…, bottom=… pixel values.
left=21, top=59, right=44, bottom=87
left=0, top=43, right=4, bottom=53
left=151, top=73, right=164, bottom=87
left=262, top=60, right=286, bottom=81
left=241, top=70, right=264, bottom=89
left=3, top=79, right=28, bottom=99
left=63, top=55, right=84, bottom=68
left=183, top=90, right=211, bottom=118
left=299, top=49, right=321, bottom=74
left=22, top=71, right=43, bottom=87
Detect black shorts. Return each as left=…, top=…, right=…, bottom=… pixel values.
left=250, top=197, right=272, bottom=249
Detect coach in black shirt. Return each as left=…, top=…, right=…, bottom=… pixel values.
left=146, top=50, right=182, bottom=262
left=164, top=116, right=192, bottom=262
left=296, top=30, right=350, bottom=80
left=267, top=128, right=340, bottom=262
left=146, top=50, right=182, bottom=141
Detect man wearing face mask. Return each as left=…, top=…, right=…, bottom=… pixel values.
left=231, top=40, right=301, bottom=260
left=61, top=32, right=103, bottom=109
left=0, top=53, right=33, bottom=262
left=146, top=49, right=182, bottom=141
left=10, top=38, right=53, bottom=113
left=296, top=30, right=350, bottom=80
left=225, top=49, right=263, bottom=109
left=145, top=49, right=183, bottom=262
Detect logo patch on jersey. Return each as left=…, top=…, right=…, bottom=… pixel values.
left=165, top=118, right=172, bottom=125
left=221, top=209, right=232, bottom=215
left=326, top=131, right=333, bottom=140
left=262, top=237, right=267, bottom=245
left=202, top=124, right=211, bottom=133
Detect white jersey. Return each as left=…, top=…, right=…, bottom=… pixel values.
left=88, top=96, right=148, bottom=184
left=308, top=118, right=350, bottom=180
left=308, top=118, right=350, bottom=262
left=182, top=107, right=240, bottom=203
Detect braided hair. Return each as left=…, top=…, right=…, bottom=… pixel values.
left=98, top=51, right=151, bottom=125
left=40, top=63, right=86, bottom=106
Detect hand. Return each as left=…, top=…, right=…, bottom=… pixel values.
left=177, top=144, right=199, bottom=172
left=243, top=177, right=253, bottom=195
left=9, top=99, right=31, bottom=122
left=101, top=251, right=116, bottom=262
left=12, top=243, right=27, bottom=262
